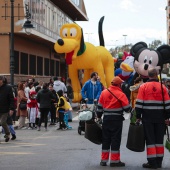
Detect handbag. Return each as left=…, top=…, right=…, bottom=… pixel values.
left=126, top=123, right=145, bottom=152
left=165, top=126, right=170, bottom=152
left=85, top=120, right=102, bottom=145
left=19, top=101, right=27, bottom=110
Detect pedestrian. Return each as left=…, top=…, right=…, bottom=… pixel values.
left=66, top=78, right=74, bottom=121
left=135, top=68, right=170, bottom=169
left=53, top=76, right=67, bottom=94
left=81, top=72, right=102, bottom=110
left=35, top=86, right=42, bottom=127
left=129, top=76, right=143, bottom=123
left=0, top=76, right=15, bottom=142
left=27, top=91, right=38, bottom=129
left=97, top=76, right=131, bottom=167
left=48, top=84, right=58, bottom=125
left=36, top=83, right=55, bottom=131
left=56, top=90, right=71, bottom=130
left=17, top=82, right=28, bottom=129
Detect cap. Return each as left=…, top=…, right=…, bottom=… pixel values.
left=111, top=76, right=124, bottom=85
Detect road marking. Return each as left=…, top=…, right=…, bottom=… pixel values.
left=73, top=115, right=79, bottom=121
left=0, top=152, right=34, bottom=155
left=0, top=142, right=46, bottom=149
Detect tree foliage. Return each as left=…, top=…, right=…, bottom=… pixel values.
left=109, top=40, right=163, bottom=57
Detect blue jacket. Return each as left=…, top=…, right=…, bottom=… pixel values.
left=81, top=80, right=102, bottom=104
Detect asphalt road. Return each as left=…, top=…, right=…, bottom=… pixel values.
left=0, top=112, right=170, bottom=170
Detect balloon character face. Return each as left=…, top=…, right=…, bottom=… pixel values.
left=130, top=42, right=170, bottom=78
left=134, top=49, right=160, bottom=77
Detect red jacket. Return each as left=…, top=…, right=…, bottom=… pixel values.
left=97, top=85, right=130, bottom=121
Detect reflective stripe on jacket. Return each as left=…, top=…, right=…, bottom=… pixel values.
left=97, top=85, right=130, bottom=121
left=135, top=79, right=170, bottom=122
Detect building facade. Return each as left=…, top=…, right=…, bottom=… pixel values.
left=0, top=0, right=88, bottom=84
left=166, top=0, right=170, bottom=44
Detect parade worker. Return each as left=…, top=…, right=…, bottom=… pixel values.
left=97, top=76, right=131, bottom=167
left=135, top=68, right=170, bottom=169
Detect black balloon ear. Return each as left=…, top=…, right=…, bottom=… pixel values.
left=157, top=45, right=170, bottom=64
left=130, top=42, right=148, bottom=57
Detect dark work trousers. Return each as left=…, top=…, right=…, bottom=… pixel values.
left=58, top=111, right=66, bottom=129
left=50, top=105, right=56, bottom=124
left=0, top=112, right=10, bottom=135
left=143, top=122, right=165, bottom=167
left=39, top=108, right=50, bottom=128
left=102, top=120, right=123, bottom=151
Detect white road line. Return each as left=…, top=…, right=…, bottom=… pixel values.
left=73, top=115, right=79, bottom=121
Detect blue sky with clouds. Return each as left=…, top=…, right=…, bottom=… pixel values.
left=76, top=0, right=167, bottom=49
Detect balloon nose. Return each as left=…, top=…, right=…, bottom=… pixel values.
left=144, top=64, right=149, bottom=70
left=57, top=39, right=64, bottom=46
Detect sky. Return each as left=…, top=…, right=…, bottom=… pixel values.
left=76, top=0, right=167, bottom=50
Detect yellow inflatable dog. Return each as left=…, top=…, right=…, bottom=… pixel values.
left=54, top=17, right=114, bottom=102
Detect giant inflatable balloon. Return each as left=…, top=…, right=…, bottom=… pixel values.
left=130, top=41, right=170, bottom=82
left=54, top=16, right=114, bottom=102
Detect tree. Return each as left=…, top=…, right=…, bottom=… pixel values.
left=148, top=40, right=162, bottom=49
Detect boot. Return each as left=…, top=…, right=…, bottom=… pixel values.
left=100, top=162, right=107, bottom=166
left=110, top=161, right=125, bottom=167
left=156, top=157, right=162, bottom=168
left=142, top=162, right=157, bottom=169
left=11, top=134, right=16, bottom=140
left=4, top=134, right=10, bottom=142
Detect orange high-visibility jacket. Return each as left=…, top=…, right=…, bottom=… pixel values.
left=97, top=85, right=130, bottom=121
left=135, top=79, right=170, bottom=122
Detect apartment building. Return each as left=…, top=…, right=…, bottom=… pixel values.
left=0, top=0, right=88, bottom=84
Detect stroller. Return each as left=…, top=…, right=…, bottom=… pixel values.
left=77, top=100, right=97, bottom=135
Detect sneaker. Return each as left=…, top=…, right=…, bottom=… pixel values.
left=142, top=162, right=157, bottom=169
left=37, top=127, right=41, bottom=131
left=11, top=134, right=16, bottom=140
left=62, top=127, right=67, bottom=131
left=21, top=127, right=27, bottom=130
left=100, top=162, right=107, bottom=166
left=27, top=127, right=32, bottom=130
left=110, top=161, right=125, bottom=167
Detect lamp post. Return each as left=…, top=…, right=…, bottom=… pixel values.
left=85, top=33, right=93, bottom=42
left=2, top=1, right=34, bottom=85
left=123, top=35, right=127, bottom=50
left=10, top=0, right=14, bottom=86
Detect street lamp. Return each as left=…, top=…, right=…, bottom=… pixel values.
left=2, top=1, right=34, bottom=85
left=85, top=33, right=93, bottom=42
left=123, top=35, right=127, bottom=50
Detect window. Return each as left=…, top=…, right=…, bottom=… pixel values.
left=56, top=60, right=60, bottom=76
left=44, top=58, right=49, bottom=76
left=29, top=55, right=36, bottom=75
left=50, top=59, right=54, bottom=76
left=21, top=52, right=28, bottom=75
left=14, top=51, right=19, bottom=74
left=37, top=56, right=43, bottom=75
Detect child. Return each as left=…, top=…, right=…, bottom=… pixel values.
left=56, top=90, right=71, bottom=130
left=2, top=114, right=16, bottom=140
left=27, top=91, right=38, bottom=129
left=64, top=101, right=72, bottom=129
